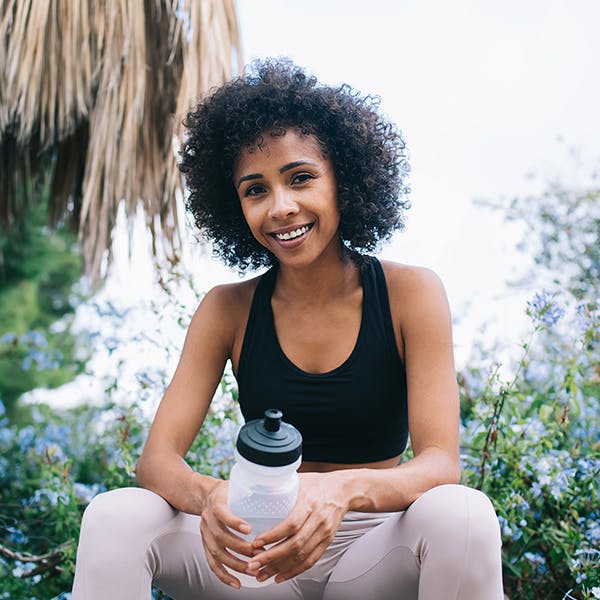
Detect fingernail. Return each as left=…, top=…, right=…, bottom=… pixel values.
left=248, top=561, right=260, bottom=572
left=240, top=523, right=251, bottom=534
left=257, top=573, right=269, bottom=582
left=253, top=539, right=264, bottom=547
left=229, top=580, right=240, bottom=589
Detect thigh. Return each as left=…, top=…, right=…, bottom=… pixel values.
left=324, top=485, right=503, bottom=600
left=151, top=511, right=302, bottom=600
left=323, top=512, right=419, bottom=600
left=73, top=487, right=302, bottom=600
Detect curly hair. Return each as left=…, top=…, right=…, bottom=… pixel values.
left=179, top=58, right=410, bottom=271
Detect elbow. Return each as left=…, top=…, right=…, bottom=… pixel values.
left=432, top=449, right=462, bottom=487
left=135, top=451, right=150, bottom=488
left=449, top=462, right=462, bottom=485
left=444, top=454, right=462, bottom=485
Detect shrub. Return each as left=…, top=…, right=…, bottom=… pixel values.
left=0, top=284, right=597, bottom=598
left=460, top=292, right=599, bottom=599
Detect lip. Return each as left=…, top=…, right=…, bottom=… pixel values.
left=268, top=222, right=315, bottom=248
left=269, top=222, right=314, bottom=236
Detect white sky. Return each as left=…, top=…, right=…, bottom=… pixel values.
left=235, top=0, right=600, bottom=355
left=27, top=0, right=600, bottom=407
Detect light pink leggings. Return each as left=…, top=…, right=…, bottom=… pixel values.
left=71, top=484, right=504, bottom=599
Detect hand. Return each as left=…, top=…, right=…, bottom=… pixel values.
left=199, top=480, right=258, bottom=589
left=246, top=472, right=349, bottom=584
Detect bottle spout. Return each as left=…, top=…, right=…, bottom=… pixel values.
left=264, top=409, right=282, bottom=432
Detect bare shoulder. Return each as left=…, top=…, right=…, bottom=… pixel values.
left=379, top=260, right=448, bottom=306
left=190, top=275, right=260, bottom=330
left=201, top=276, right=259, bottom=313
left=378, top=259, right=452, bottom=335
left=185, top=274, right=262, bottom=357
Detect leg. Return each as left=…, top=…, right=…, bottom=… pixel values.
left=71, top=487, right=302, bottom=600
left=324, top=484, right=504, bottom=600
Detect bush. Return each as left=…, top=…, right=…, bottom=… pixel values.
left=0, top=286, right=597, bottom=599
left=0, top=382, right=240, bottom=599
left=460, top=292, right=599, bottom=599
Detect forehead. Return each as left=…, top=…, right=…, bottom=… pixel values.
left=234, top=129, right=326, bottom=174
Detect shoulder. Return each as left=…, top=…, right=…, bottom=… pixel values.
left=377, top=259, right=452, bottom=334
left=193, top=274, right=261, bottom=324
left=187, top=274, right=264, bottom=350
left=378, top=259, right=447, bottom=302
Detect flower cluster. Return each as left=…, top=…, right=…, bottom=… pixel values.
left=526, top=290, right=566, bottom=328
left=460, top=293, right=599, bottom=599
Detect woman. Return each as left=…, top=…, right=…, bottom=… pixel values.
left=72, top=59, right=504, bottom=599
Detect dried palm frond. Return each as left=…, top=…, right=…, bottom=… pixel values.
left=0, top=0, right=242, bottom=285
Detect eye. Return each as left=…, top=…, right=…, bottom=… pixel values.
left=244, top=184, right=266, bottom=197
left=291, top=172, right=314, bottom=185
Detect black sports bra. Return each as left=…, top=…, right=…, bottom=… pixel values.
left=236, top=257, right=408, bottom=464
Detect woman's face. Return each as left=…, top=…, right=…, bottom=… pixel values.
left=233, top=129, right=341, bottom=268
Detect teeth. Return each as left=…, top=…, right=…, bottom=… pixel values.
left=275, top=226, right=309, bottom=241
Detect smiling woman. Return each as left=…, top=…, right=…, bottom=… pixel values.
left=235, top=131, right=341, bottom=269
left=178, top=58, right=410, bottom=271
left=71, top=59, right=505, bottom=599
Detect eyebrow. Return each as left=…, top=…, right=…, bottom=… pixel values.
left=236, top=161, right=316, bottom=189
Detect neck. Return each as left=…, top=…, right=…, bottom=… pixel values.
left=274, top=247, right=361, bottom=304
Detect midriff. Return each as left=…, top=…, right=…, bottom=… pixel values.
left=298, top=455, right=401, bottom=473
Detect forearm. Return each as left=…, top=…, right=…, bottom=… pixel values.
left=135, top=450, right=221, bottom=516
left=337, top=448, right=461, bottom=512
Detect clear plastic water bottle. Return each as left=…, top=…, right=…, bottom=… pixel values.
left=227, top=408, right=302, bottom=587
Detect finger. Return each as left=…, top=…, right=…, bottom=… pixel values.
left=272, top=540, right=330, bottom=583
left=212, top=504, right=252, bottom=536
left=249, top=513, right=335, bottom=575
left=250, top=532, right=324, bottom=581
left=201, top=519, right=255, bottom=558
left=202, top=527, right=253, bottom=577
left=220, top=547, right=253, bottom=575
left=252, top=507, right=310, bottom=548
left=203, top=547, right=243, bottom=589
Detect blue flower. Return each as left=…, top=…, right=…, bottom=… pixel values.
left=523, top=551, right=545, bottom=565
left=526, top=290, right=565, bottom=327
left=74, top=482, right=104, bottom=504
left=17, top=425, right=36, bottom=451
left=498, top=515, right=513, bottom=538
left=6, top=526, right=28, bottom=545
left=0, top=332, right=16, bottom=344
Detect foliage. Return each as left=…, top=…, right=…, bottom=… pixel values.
left=0, top=284, right=597, bottom=599
left=0, top=384, right=239, bottom=599
left=498, top=166, right=600, bottom=300
left=460, top=291, right=599, bottom=599
left=0, top=187, right=86, bottom=418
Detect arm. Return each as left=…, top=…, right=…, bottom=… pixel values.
left=247, top=265, right=460, bottom=583
left=135, top=285, right=231, bottom=513
left=135, top=284, right=255, bottom=588
left=337, top=264, right=461, bottom=511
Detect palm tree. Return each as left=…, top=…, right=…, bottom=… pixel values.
left=0, top=0, right=242, bottom=284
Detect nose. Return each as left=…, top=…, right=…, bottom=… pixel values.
left=267, top=189, right=300, bottom=220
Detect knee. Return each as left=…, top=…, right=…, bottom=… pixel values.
left=80, top=487, right=175, bottom=543
left=409, top=484, right=501, bottom=552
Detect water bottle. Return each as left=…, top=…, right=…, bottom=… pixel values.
left=227, top=408, right=302, bottom=587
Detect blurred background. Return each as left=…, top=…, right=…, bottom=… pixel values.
left=1, top=1, right=598, bottom=598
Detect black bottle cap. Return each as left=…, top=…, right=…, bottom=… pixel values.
left=236, top=409, right=302, bottom=467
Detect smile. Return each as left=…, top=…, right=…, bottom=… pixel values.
left=273, top=224, right=313, bottom=241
